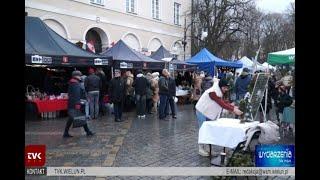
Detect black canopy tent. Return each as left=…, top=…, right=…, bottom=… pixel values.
left=25, top=16, right=111, bottom=67
left=101, top=40, right=164, bottom=70
left=150, top=45, right=173, bottom=60
left=150, top=45, right=197, bottom=71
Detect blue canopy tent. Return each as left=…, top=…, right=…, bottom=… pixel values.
left=186, top=48, right=242, bottom=76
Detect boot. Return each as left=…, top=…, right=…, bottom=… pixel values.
left=198, top=144, right=209, bottom=156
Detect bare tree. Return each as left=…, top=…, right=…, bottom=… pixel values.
left=191, top=0, right=254, bottom=58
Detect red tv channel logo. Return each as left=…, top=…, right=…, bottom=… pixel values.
left=25, top=145, right=46, bottom=167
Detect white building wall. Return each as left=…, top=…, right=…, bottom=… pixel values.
left=25, top=0, right=191, bottom=60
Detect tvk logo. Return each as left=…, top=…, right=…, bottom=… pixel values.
left=25, top=145, right=46, bottom=167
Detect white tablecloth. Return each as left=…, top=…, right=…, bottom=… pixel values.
left=198, top=118, right=259, bottom=149
left=176, top=90, right=189, bottom=97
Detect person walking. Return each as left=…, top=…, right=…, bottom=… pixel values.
left=84, top=67, right=101, bottom=119
left=158, top=69, right=170, bottom=120
left=195, top=78, right=243, bottom=156
left=201, top=74, right=214, bottom=93
left=109, top=69, right=126, bottom=122
left=133, top=70, right=148, bottom=118
left=63, top=70, right=95, bottom=138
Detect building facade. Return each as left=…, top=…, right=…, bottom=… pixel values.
left=25, top=0, right=192, bottom=60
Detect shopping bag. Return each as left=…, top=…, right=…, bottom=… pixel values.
left=69, top=110, right=87, bottom=128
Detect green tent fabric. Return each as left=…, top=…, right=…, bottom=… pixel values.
left=267, top=48, right=295, bottom=65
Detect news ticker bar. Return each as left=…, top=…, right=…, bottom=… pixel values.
left=26, top=167, right=295, bottom=176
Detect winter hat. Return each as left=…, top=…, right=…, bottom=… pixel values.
left=72, top=70, right=82, bottom=77
left=218, top=78, right=230, bottom=88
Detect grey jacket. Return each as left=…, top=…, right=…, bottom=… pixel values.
left=158, top=76, right=169, bottom=95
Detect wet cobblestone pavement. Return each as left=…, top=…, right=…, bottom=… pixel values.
left=25, top=104, right=294, bottom=180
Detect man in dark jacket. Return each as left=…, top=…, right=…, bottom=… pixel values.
left=84, top=67, right=101, bottom=119
left=109, top=69, right=126, bottom=122
left=63, top=70, right=94, bottom=138
left=133, top=70, right=148, bottom=118
left=158, top=69, right=170, bottom=120
left=96, top=68, right=107, bottom=116
left=166, top=73, right=177, bottom=118
left=235, top=68, right=252, bottom=101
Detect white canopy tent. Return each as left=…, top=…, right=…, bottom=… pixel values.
left=235, top=56, right=254, bottom=74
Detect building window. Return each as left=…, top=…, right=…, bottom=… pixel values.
left=152, top=0, right=160, bottom=20
left=174, top=2, right=181, bottom=25
left=126, top=0, right=136, bottom=13
left=90, top=0, right=104, bottom=6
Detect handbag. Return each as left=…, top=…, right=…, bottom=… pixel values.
left=69, top=109, right=87, bottom=128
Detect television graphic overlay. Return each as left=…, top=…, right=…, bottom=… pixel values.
left=25, top=145, right=47, bottom=175
left=255, top=145, right=295, bottom=167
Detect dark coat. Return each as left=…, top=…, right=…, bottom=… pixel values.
left=276, top=92, right=293, bottom=113
left=168, top=77, right=176, bottom=96
left=68, top=78, right=85, bottom=110
left=96, top=72, right=107, bottom=95
left=158, top=76, right=169, bottom=95
left=235, top=74, right=252, bottom=96
left=84, top=74, right=101, bottom=92
left=109, top=77, right=126, bottom=103
left=133, top=74, right=148, bottom=95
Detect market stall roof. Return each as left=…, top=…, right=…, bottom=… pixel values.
left=170, top=59, right=198, bottom=71
left=267, top=48, right=295, bottom=65
left=100, top=40, right=164, bottom=69
left=186, top=48, right=242, bottom=76
left=150, top=45, right=173, bottom=60
left=25, top=16, right=110, bottom=66
left=237, top=56, right=254, bottom=69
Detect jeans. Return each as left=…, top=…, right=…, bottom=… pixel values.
left=88, top=91, right=99, bottom=119
left=165, top=96, right=176, bottom=116
left=80, top=99, right=90, bottom=117
left=159, top=94, right=168, bottom=119
left=196, top=110, right=207, bottom=129
left=113, top=102, right=123, bottom=120
left=136, top=94, right=146, bottom=116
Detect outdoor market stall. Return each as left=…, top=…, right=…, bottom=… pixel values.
left=186, top=48, right=242, bottom=77
left=267, top=48, right=295, bottom=135
left=25, top=16, right=111, bottom=119
left=101, top=40, right=165, bottom=71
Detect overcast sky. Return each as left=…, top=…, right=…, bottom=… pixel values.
left=255, top=0, right=294, bottom=13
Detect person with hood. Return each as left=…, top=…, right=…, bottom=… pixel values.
left=235, top=68, right=252, bottom=101
left=133, top=70, right=148, bottom=118
left=84, top=67, right=101, bottom=119
left=195, top=78, right=243, bottom=156
left=201, top=74, right=214, bottom=93
left=63, top=70, right=95, bottom=138
left=158, top=69, right=170, bottom=120
left=151, top=72, right=160, bottom=113
left=109, top=69, right=126, bottom=122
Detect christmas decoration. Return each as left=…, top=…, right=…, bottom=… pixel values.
left=238, top=92, right=253, bottom=123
